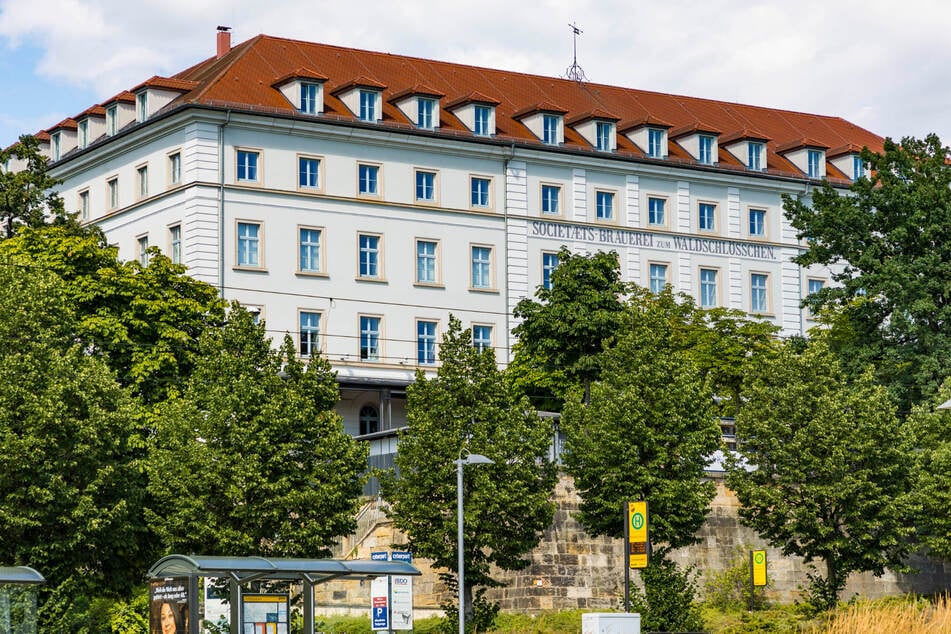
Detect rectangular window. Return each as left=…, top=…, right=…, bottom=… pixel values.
left=700, top=268, right=718, bottom=308
left=107, top=105, right=118, bottom=135
left=137, top=235, right=149, bottom=266
left=358, top=164, right=379, bottom=195
left=474, top=105, right=491, bottom=136
left=807, top=149, right=822, bottom=178
left=79, top=190, right=89, bottom=221
left=751, top=273, right=768, bottom=313
left=137, top=165, right=149, bottom=199
left=698, top=135, right=715, bottom=164
left=107, top=177, right=119, bottom=209
left=51, top=133, right=60, bottom=161
left=648, top=128, right=664, bottom=158
left=853, top=155, right=865, bottom=180
left=416, top=239, right=438, bottom=284
left=237, top=222, right=261, bottom=267
left=471, top=177, right=490, bottom=208
left=359, top=234, right=380, bottom=278
left=596, top=191, right=614, bottom=221
left=748, top=142, right=764, bottom=170
left=648, top=197, right=666, bottom=226
left=541, top=184, right=560, bottom=215
left=299, top=311, right=321, bottom=357
left=471, top=245, right=492, bottom=289
left=808, top=278, right=825, bottom=296
left=300, top=83, right=318, bottom=114
left=542, top=252, right=559, bottom=290
left=237, top=150, right=259, bottom=182
left=596, top=121, right=612, bottom=151
left=168, top=152, right=181, bottom=185
left=136, top=92, right=148, bottom=122
left=299, top=157, right=320, bottom=189
left=169, top=225, right=182, bottom=264
left=472, top=324, right=492, bottom=353
left=698, top=202, right=716, bottom=232
left=417, top=320, right=437, bottom=365
left=299, top=227, right=322, bottom=273
left=359, top=90, right=376, bottom=121
left=749, top=208, right=766, bottom=237
left=542, top=114, right=559, bottom=145
left=415, top=170, right=436, bottom=201
left=417, top=98, right=435, bottom=129
left=649, top=263, right=668, bottom=294
left=360, top=316, right=381, bottom=361
left=78, top=120, right=88, bottom=149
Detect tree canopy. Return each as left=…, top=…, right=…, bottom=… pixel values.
left=783, top=134, right=951, bottom=413
left=0, top=134, right=67, bottom=237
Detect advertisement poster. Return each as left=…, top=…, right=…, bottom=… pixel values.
left=150, top=578, right=190, bottom=634
left=242, top=593, right=288, bottom=634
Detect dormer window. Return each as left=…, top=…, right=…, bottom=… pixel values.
left=543, top=114, right=559, bottom=145
left=136, top=92, right=148, bottom=123
left=474, top=105, right=491, bottom=136
left=447, top=92, right=499, bottom=137
left=417, top=97, right=436, bottom=129
left=853, top=155, right=866, bottom=180
left=514, top=102, right=567, bottom=146
left=272, top=70, right=327, bottom=115
left=596, top=122, right=613, bottom=152
left=301, top=83, right=319, bottom=114
left=698, top=135, right=715, bottom=164
left=807, top=149, right=822, bottom=178
left=51, top=132, right=61, bottom=161
left=360, top=90, right=377, bottom=121
left=748, top=142, right=765, bottom=170
left=648, top=128, right=666, bottom=158
left=78, top=120, right=88, bottom=149
left=106, top=105, right=118, bottom=136
left=620, top=116, right=672, bottom=159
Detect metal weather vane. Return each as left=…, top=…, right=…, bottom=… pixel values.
left=565, top=22, right=588, bottom=83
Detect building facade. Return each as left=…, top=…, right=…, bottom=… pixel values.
left=11, top=29, right=882, bottom=466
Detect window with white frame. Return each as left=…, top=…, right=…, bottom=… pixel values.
left=750, top=273, right=769, bottom=313
left=79, top=190, right=89, bottom=221
left=137, top=92, right=149, bottom=122
left=471, top=245, right=492, bottom=289
left=137, top=165, right=149, bottom=199
left=749, top=208, right=766, bottom=237
left=807, top=149, right=822, bottom=178
left=359, top=234, right=381, bottom=278
left=648, top=128, right=665, bottom=158
left=698, top=202, right=716, bottom=232
left=700, top=268, right=718, bottom=308
left=471, top=177, right=490, bottom=208
left=649, top=263, right=668, bottom=294
left=474, top=105, right=491, bottom=136
left=748, top=142, right=765, bottom=170
left=415, top=170, right=436, bottom=202
left=299, top=227, right=322, bottom=273
left=51, top=133, right=60, bottom=161
left=168, top=152, right=181, bottom=185
left=853, top=155, right=866, bottom=180
left=541, top=184, right=560, bottom=215
left=237, top=222, right=261, bottom=267
left=299, top=156, right=320, bottom=189
left=417, top=98, right=435, bottom=129
left=542, top=252, right=559, bottom=290
left=542, top=114, right=559, bottom=145
left=299, top=311, right=321, bottom=357
left=417, top=320, right=437, bottom=365
left=698, top=135, right=715, bottom=164
left=169, top=225, right=182, bottom=264
left=137, top=235, right=149, bottom=266
left=78, top=120, right=88, bottom=149
left=359, top=316, right=381, bottom=361
left=300, top=83, right=319, bottom=114
left=472, top=324, right=492, bottom=353
left=107, top=177, right=119, bottom=210
left=648, top=197, right=666, bottom=226
left=237, top=150, right=259, bottom=182
left=358, top=164, right=379, bottom=195
left=808, top=278, right=825, bottom=297
left=416, top=239, right=438, bottom=284
left=596, top=121, right=613, bottom=151
left=359, top=404, right=379, bottom=435
left=106, top=105, right=118, bottom=135
left=359, top=90, right=377, bottom=121
left=596, top=191, right=614, bottom=221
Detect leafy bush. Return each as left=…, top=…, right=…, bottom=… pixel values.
left=628, top=553, right=704, bottom=633
left=703, top=545, right=769, bottom=611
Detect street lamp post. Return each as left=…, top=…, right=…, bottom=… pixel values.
left=455, top=453, right=494, bottom=634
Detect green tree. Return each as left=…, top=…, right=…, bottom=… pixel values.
left=726, top=336, right=913, bottom=611
left=146, top=305, right=367, bottom=556
left=0, top=134, right=67, bottom=237
left=512, top=247, right=629, bottom=406
left=783, top=134, right=951, bottom=413
left=0, top=223, right=225, bottom=403
left=560, top=293, right=722, bottom=546
left=382, top=316, right=557, bottom=628
left=0, top=259, right=150, bottom=630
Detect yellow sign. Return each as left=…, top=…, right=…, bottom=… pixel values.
left=751, top=550, right=767, bottom=587
left=628, top=501, right=648, bottom=569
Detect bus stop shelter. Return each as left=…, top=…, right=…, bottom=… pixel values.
left=148, top=554, right=420, bottom=634
left=0, top=566, right=44, bottom=634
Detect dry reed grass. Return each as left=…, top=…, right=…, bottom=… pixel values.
left=815, top=595, right=951, bottom=634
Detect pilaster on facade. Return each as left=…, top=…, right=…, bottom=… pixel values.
left=182, top=186, right=223, bottom=286
left=184, top=121, right=221, bottom=185
left=505, top=160, right=528, bottom=218
left=727, top=187, right=741, bottom=238
left=677, top=252, right=692, bottom=292
left=728, top=260, right=743, bottom=311
left=625, top=174, right=640, bottom=227
left=571, top=168, right=587, bottom=224
left=677, top=181, right=690, bottom=233
left=780, top=250, right=805, bottom=335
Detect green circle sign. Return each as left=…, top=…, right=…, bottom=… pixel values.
left=754, top=552, right=765, bottom=565
left=631, top=512, right=645, bottom=531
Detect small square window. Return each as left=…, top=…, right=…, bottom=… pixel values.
left=698, top=202, right=716, bottom=232
left=417, top=320, right=437, bottom=365
left=300, top=311, right=321, bottom=357
left=237, top=150, right=259, bottom=182
left=237, top=222, right=261, bottom=268
left=808, top=278, right=825, bottom=296
left=471, top=177, right=491, bottom=208
left=169, top=225, right=182, bottom=264
left=360, top=315, right=381, bottom=361
left=474, top=105, right=491, bottom=136
left=596, top=191, right=614, bottom=221
left=649, top=263, right=668, bottom=294
left=648, top=197, right=666, bottom=226
left=358, top=164, right=380, bottom=196
left=299, top=227, right=322, bottom=273
left=751, top=273, right=769, bottom=313
left=472, top=324, right=493, bottom=353
left=541, top=184, right=561, bottom=215
left=415, top=170, right=436, bottom=202
left=300, top=83, right=319, bottom=114
left=749, top=209, right=766, bottom=237
left=299, top=157, right=320, bottom=189
left=416, top=239, right=438, bottom=284
left=542, top=252, right=559, bottom=290
left=359, top=234, right=381, bottom=278
left=471, top=245, right=493, bottom=289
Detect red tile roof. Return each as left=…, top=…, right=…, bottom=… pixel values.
left=775, top=137, right=830, bottom=153
left=567, top=109, right=621, bottom=125
left=132, top=76, right=200, bottom=93
left=271, top=68, right=329, bottom=87
left=445, top=91, right=502, bottom=109
left=827, top=142, right=865, bottom=158
left=619, top=115, right=674, bottom=131
left=389, top=84, right=445, bottom=101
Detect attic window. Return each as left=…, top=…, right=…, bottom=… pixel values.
left=301, top=83, right=319, bottom=114
left=807, top=149, right=822, bottom=178
left=543, top=114, right=560, bottom=145
left=107, top=105, right=118, bottom=136
left=474, top=105, right=491, bottom=136
left=853, top=155, right=866, bottom=180
left=699, top=135, right=715, bottom=164
left=51, top=132, right=61, bottom=161
left=748, top=142, right=765, bottom=171
left=136, top=93, right=148, bottom=123
left=78, top=120, right=88, bottom=149
left=359, top=90, right=378, bottom=122
left=648, top=128, right=666, bottom=158
left=596, top=122, right=614, bottom=152
left=417, top=98, right=436, bottom=129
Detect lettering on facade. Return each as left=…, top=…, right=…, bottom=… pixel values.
left=530, top=221, right=777, bottom=261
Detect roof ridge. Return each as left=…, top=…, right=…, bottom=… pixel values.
left=182, top=34, right=267, bottom=104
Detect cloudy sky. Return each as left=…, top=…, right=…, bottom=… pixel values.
left=2, top=0, right=951, bottom=149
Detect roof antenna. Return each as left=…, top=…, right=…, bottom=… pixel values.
left=564, top=22, right=588, bottom=83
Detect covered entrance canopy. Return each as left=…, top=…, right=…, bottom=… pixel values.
left=0, top=566, right=44, bottom=634
left=148, top=555, right=420, bottom=634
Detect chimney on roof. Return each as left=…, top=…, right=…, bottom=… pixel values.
left=216, top=26, right=232, bottom=59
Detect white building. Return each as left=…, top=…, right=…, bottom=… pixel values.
left=13, top=29, right=881, bottom=470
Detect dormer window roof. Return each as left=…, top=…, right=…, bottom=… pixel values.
left=514, top=102, right=568, bottom=146
left=48, top=118, right=78, bottom=160
left=568, top=109, right=620, bottom=152
left=670, top=121, right=721, bottom=165
left=447, top=92, right=501, bottom=137
left=444, top=91, right=501, bottom=109
left=130, top=78, right=196, bottom=122
left=331, top=76, right=387, bottom=123
left=620, top=116, right=673, bottom=159
left=721, top=129, right=772, bottom=171
left=828, top=143, right=868, bottom=181
left=389, top=85, right=445, bottom=130
left=776, top=137, right=829, bottom=179
left=273, top=68, right=328, bottom=115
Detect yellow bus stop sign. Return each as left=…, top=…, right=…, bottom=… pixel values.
left=628, top=501, right=648, bottom=569
left=751, top=550, right=767, bottom=587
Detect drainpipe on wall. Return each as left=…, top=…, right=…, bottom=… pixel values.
left=502, top=142, right=517, bottom=365
left=218, top=110, right=232, bottom=298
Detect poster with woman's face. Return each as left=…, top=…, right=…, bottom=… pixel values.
left=150, top=578, right=190, bottom=634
